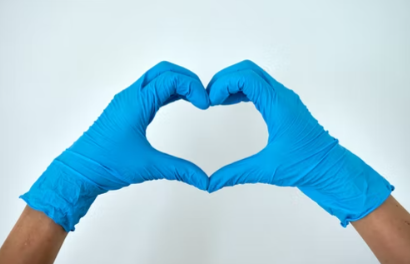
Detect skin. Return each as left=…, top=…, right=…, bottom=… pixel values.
left=352, top=196, right=410, bottom=264
left=0, top=60, right=408, bottom=263
left=0, top=197, right=409, bottom=264
left=0, top=206, right=67, bottom=264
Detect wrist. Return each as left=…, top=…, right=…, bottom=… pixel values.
left=20, top=150, right=109, bottom=232
left=300, top=144, right=394, bottom=226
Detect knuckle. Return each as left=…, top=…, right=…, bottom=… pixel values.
left=155, top=61, right=175, bottom=69
left=241, top=59, right=258, bottom=67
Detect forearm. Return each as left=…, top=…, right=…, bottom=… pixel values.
left=0, top=206, right=67, bottom=264
left=352, top=195, right=410, bottom=264
left=0, top=62, right=209, bottom=263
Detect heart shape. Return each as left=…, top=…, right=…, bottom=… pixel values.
left=21, top=60, right=393, bottom=233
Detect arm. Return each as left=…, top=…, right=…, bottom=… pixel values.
left=206, top=60, right=408, bottom=262
left=0, top=206, right=67, bottom=264
left=0, top=61, right=210, bottom=263
left=352, top=195, right=410, bottom=264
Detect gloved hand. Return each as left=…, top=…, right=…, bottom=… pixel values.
left=21, top=61, right=210, bottom=232
left=207, top=60, right=394, bottom=226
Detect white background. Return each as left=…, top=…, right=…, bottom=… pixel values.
left=1, top=0, right=409, bottom=263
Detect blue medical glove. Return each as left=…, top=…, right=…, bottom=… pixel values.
left=207, top=60, right=394, bottom=226
left=21, top=61, right=210, bottom=232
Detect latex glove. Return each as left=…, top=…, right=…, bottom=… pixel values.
left=207, top=60, right=393, bottom=226
left=21, top=61, right=210, bottom=232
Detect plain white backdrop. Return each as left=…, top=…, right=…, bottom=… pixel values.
left=0, top=0, right=409, bottom=263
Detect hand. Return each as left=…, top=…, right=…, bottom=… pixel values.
left=20, top=61, right=210, bottom=232
left=207, top=60, right=393, bottom=226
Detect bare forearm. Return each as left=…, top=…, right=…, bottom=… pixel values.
left=0, top=206, right=67, bottom=264
left=352, top=196, right=410, bottom=264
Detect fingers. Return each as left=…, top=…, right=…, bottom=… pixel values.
left=141, top=61, right=205, bottom=108
left=145, top=71, right=209, bottom=110
left=142, top=63, right=210, bottom=110
left=208, top=152, right=271, bottom=193
left=206, top=60, right=284, bottom=106
left=141, top=61, right=202, bottom=87
left=208, top=60, right=270, bottom=89
left=149, top=151, right=209, bottom=191
left=206, top=69, right=275, bottom=114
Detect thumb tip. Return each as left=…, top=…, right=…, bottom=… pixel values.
left=196, top=102, right=210, bottom=110
left=180, top=164, right=210, bottom=191
left=190, top=95, right=210, bottom=110
left=195, top=179, right=209, bottom=191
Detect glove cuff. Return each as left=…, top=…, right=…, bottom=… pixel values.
left=20, top=151, right=108, bottom=232
left=299, top=145, right=394, bottom=227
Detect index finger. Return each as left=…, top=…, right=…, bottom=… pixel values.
left=207, top=69, right=275, bottom=112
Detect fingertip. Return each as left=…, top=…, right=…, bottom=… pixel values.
left=207, top=181, right=223, bottom=193
left=155, top=60, right=174, bottom=68
left=209, top=95, right=225, bottom=106
left=191, top=170, right=210, bottom=191
left=186, top=79, right=210, bottom=110
left=198, top=103, right=210, bottom=110
left=240, top=59, right=258, bottom=68
left=208, top=155, right=263, bottom=192
left=152, top=152, right=209, bottom=190
left=207, top=172, right=228, bottom=193
left=181, top=160, right=210, bottom=191
left=194, top=92, right=211, bottom=110
left=198, top=181, right=210, bottom=191
left=207, top=81, right=230, bottom=106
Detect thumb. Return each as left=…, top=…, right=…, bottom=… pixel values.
left=149, top=151, right=209, bottom=191
left=208, top=152, right=270, bottom=193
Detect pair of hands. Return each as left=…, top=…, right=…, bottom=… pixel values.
left=21, top=60, right=393, bottom=232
